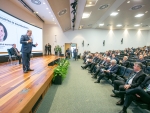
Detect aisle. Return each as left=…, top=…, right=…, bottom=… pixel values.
left=36, top=59, right=147, bottom=113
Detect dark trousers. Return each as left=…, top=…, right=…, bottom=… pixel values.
left=48, top=49, right=51, bottom=55
left=45, top=49, right=47, bottom=55
left=113, top=80, right=126, bottom=101
left=89, top=63, right=96, bottom=72
left=124, top=87, right=150, bottom=108
left=22, top=52, right=30, bottom=71
left=83, top=63, right=92, bottom=69
left=17, top=55, right=22, bottom=64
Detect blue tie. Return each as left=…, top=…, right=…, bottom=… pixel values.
left=126, top=72, right=136, bottom=84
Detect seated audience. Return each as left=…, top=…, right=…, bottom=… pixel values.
left=119, top=56, right=129, bottom=68
left=94, top=59, right=118, bottom=83
left=111, top=62, right=146, bottom=105
left=136, top=55, right=147, bottom=66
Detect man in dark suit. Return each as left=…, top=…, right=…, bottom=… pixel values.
left=47, top=43, right=51, bottom=55
left=118, top=76, right=150, bottom=113
left=10, top=44, right=22, bottom=64
left=111, top=62, right=146, bottom=105
left=20, top=30, right=38, bottom=73
left=94, top=59, right=118, bottom=83
left=112, top=54, right=119, bottom=64
left=136, top=55, right=147, bottom=66
left=119, top=56, right=129, bottom=68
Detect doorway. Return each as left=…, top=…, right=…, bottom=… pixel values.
left=65, top=43, right=77, bottom=58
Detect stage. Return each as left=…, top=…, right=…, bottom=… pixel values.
left=0, top=56, right=60, bottom=113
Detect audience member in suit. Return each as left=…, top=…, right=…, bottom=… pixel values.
left=119, top=56, right=130, bottom=68
left=112, top=54, right=119, bottom=64
left=81, top=53, right=98, bottom=69
left=136, top=55, right=147, bottom=66
left=10, top=44, right=22, bottom=64
left=111, top=62, right=146, bottom=105
left=118, top=76, right=150, bottom=113
left=20, top=30, right=38, bottom=73
left=91, top=57, right=108, bottom=78
left=94, top=59, right=118, bottom=83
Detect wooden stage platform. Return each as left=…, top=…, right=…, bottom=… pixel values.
left=0, top=56, right=60, bottom=113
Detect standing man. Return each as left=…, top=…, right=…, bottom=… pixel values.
left=45, top=44, right=48, bottom=55
left=47, top=43, right=51, bottom=55
left=20, top=30, right=38, bottom=73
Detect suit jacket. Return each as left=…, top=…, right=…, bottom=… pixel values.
left=120, top=60, right=130, bottom=68
left=136, top=59, right=147, bottom=66
left=10, top=47, right=19, bottom=56
left=108, top=64, right=119, bottom=74
left=126, top=70, right=146, bottom=88
left=20, top=35, right=36, bottom=53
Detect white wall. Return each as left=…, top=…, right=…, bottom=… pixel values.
left=147, top=30, right=150, bottom=46
left=43, top=24, right=149, bottom=54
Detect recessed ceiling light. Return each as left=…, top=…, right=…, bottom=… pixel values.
left=127, top=1, right=130, bottom=3
left=82, top=12, right=91, bottom=19
left=134, top=24, right=140, bottom=27
left=46, top=8, right=48, bottom=9
left=43, top=2, right=45, bottom=4
left=145, top=11, right=148, bottom=13
left=116, top=24, right=122, bottom=27
left=99, top=23, right=104, bottom=26
left=89, top=2, right=92, bottom=4
left=118, top=10, right=120, bottom=11
left=135, top=14, right=144, bottom=17
left=110, top=12, right=118, bottom=16
left=55, top=23, right=56, bottom=24
left=49, top=12, right=51, bottom=13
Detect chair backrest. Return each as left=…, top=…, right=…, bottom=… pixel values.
left=117, top=66, right=126, bottom=76
left=123, top=68, right=134, bottom=77
left=7, top=49, right=12, bottom=56
left=145, top=66, right=150, bottom=75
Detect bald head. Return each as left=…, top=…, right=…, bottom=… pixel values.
left=123, top=56, right=128, bottom=61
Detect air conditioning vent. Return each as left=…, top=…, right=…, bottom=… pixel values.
left=99, top=4, right=109, bottom=10
left=130, top=5, right=144, bottom=10
left=58, top=8, right=67, bottom=16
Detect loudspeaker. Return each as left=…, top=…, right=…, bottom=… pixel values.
left=121, top=38, right=123, bottom=44
left=103, top=40, right=105, bottom=46
left=82, top=40, right=84, bottom=47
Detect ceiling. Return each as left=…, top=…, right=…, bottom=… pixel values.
left=9, top=0, right=150, bottom=31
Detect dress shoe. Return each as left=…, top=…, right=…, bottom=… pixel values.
left=119, top=110, right=127, bottom=113
left=23, top=70, right=28, bottom=73
left=94, top=81, right=100, bottom=83
left=91, top=76, right=97, bottom=79
left=27, top=69, right=34, bottom=71
left=81, top=66, right=85, bottom=69
left=113, top=90, right=126, bottom=95
left=110, top=94, right=119, bottom=97
left=116, top=100, right=124, bottom=105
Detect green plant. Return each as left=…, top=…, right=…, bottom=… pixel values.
left=55, top=45, right=62, bottom=52
left=53, top=58, right=70, bottom=81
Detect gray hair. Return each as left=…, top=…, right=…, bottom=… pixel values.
left=111, top=59, right=117, bottom=64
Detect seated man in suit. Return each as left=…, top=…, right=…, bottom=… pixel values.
left=91, top=57, right=108, bottom=78
left=118, top=76, right=150, bottom=113
left=136, top=55, right=147, bottom=66
left=81, top=53, right=98, bottom=69
left=94, top=59, right=118, bottom=83
left=111, top=54, right=119, bottom=64
left=111, top=62, right=146, bottom=105
left=119, top=56, right=129, bottom=68
left=10, top=44, right=22, bottom=64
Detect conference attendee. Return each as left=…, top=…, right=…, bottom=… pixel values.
left=73, top=49, right=77, bottom=61
left=10, top=44, right=22, bottom=64
left=47, top=43, right=51, bottom=55
left=65, top=48, right=70, bottom=59
left=0, top=22, right=7, bottom=42
left=94, top=59, right=118, bottom=83
left=20, top=30, right=38, bottom=73
left=136, top=55, right=147, bottom=66
left=54, top=46, right=57, bottom=55
left=111, top=62, right=146, bottom=105
left=118, top=76, right=150, bottom=113
left=45, top=44, right=48, bottom=55
left=111, top=54, right=119, bottom=64
left=119, top=56, right=129, bottom=68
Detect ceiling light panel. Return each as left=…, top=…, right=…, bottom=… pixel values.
left=99, top=23, right=104, bottom=26
left=110, top=12, right=118, bottom=16
left=86, top=0, right=98, bottom=7
left=82, top=12, right=91, bottom=19
left=134, top=24, right=140, bottom=27
left=135, top=14, right=144, bottom=17
left=127, top=1, right=130, bottom=3
left=116, top=24, right=122, bottom=27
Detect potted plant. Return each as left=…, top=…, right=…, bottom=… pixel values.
left=55, top=45, right=62, bottom=56
left=53, top=58, right=69, bottom=85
